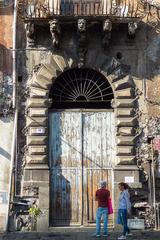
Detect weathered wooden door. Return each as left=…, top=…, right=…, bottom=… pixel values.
left=49, top=111, right=115, bottom=226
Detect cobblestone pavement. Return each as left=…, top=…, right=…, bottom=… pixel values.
left=0, top=230, right=160, bottom=240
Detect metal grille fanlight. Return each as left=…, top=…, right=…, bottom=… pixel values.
left=50, top=68, right=114, bottom=109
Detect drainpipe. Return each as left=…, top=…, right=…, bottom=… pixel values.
left=6, top=0, right=18, bottom=231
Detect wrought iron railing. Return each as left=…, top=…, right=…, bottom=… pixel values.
left=18, top=0, right=160, bottom=19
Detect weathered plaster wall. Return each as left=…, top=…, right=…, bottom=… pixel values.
left=0, top=118, right=13, bottom=231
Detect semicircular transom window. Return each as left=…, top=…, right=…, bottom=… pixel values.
left=49, top=68, right=114, bottom=109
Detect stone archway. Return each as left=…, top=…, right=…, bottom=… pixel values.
left=23, top=51, right=139, bottom=229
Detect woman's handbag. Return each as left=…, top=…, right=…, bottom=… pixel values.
left=108, top=198, right=113, bottom=214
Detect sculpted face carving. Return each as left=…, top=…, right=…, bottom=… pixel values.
left=128, top=22, right=138, bottom=36
left=50, top=19, right=60, bottom=33
left=78, top=19, right=86, bottom=32
left=49, top=19, right=60, bottom=48
left=103, top=19, right=112, bottom=32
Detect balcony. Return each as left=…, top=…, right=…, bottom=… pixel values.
left=18, top=0, right=150, bottom=20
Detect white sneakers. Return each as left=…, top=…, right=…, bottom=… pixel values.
left=117, top=235, right=126, bottom=240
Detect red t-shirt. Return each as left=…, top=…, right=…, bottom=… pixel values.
left=96, top=188, right=110, bottom=208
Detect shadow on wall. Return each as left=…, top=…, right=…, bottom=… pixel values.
left=0, top=146, right=11, bottom=161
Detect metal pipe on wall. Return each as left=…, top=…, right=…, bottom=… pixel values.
left=6, top=0, right=18, bottom=231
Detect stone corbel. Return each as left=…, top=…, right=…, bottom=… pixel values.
left=102, top=19, right=112, bottom=49
left=49, top=19, right=61, bottom=49
left=77, top=18, right=87, bottom=68
left=26, top=22, right=35, bottom=48
left=128, top=22, right=138, bottom=39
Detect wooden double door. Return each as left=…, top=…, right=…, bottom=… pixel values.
left=49, top=111, right=115, bottom=226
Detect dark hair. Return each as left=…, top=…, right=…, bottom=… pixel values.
left=118, top=182, right=129, bottom=190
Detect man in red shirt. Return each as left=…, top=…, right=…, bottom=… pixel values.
left=94, top=180, right=110, bottom=237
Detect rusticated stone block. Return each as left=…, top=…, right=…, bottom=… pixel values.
left=29, top=127, right=47, bottom=136
left=26, top=117, right=48, bottom=127
left=30, top=87, right=48, bottom=97
left=27, top=136, right=47, bottom=145
left=29, top=108, right=48, bottom=117
left=116, top=99, right=136, bottom=108
left=28, top=146, right=47, bottom=155
left=117, top=117, right=137, bottom=127
left=117, top=146, right=134, bottom=155
left=116, top=155, right=136, bottom=164
left=27, top=98, right=51, bottom=108
left=26, top=155, right=47, bottom=164
left=117, top=126, right=135, bottom=136
left=117, top=135, right=136, bottom=145
left=116, top=88, right=134, bottom=98
left=116, top=108, right=135, bottom=117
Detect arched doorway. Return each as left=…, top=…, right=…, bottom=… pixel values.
left=49, top=68, right=116, bottom=226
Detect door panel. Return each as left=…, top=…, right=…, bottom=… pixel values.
left=49, top=112, right=82, bottom=225
left=49, top=111, right=115, bottom=226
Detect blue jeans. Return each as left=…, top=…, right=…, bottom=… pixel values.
left=117, top=209, right=130, bottom=236
left=96, top=207, right=108, bottom=235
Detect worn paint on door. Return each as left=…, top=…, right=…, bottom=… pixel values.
left=49, top=111, right=115, bottom=226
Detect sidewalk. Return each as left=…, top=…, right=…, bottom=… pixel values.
left=0, top=230, right=160, bottom=240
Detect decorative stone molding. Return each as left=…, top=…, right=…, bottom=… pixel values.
left=102, top=19, right=112, bottom=49
left=77, top=18, right=87, bottom=68
left=24, top=52, right=139, bottom=170
left=128, top=22, right=138, bottom=39
left=26, top=22, right=35, bottom=48
left=49, top=19, right=61, bottom=49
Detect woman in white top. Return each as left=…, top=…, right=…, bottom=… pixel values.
left=117, top=182, right=131, bottom=240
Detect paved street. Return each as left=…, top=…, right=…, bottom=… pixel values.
left=0, top=230, right=160, bottom=240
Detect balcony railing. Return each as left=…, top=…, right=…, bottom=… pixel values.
left=18, top=0, right=156, bottom=19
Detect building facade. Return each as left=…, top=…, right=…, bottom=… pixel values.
left=0, top=0, right=160, bottom=232
left=0, top=0, right=14, bottom=232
